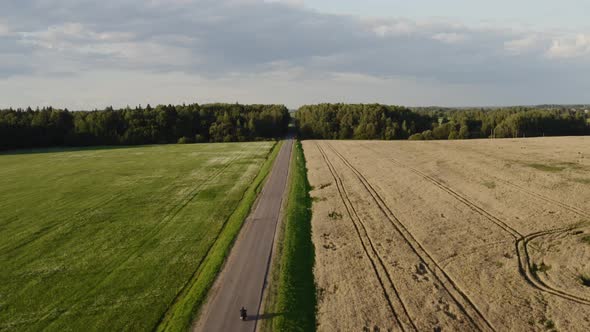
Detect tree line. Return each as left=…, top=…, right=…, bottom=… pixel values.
left=0, top=103, right=290, bottom=150
left=295, top=104, right=590, bottom=140
left=296, top=104, right=433, bottom=140
left=2, top=103, right=588, bottom=150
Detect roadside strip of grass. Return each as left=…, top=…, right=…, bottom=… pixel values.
left=156, top=140, right=283, bottom=332
left=262, top=140, right=317, bottom=332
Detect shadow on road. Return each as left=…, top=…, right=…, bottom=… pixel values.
left=251, top=312, right=284, bottom=321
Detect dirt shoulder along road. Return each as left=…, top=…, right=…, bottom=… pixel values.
left=194, top=139, right=293, bottom=332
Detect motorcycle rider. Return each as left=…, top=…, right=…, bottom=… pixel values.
left=240, top=307, right=247, bottom=321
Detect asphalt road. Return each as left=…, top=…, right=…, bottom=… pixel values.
left=194, top=139, right=293, bottom=332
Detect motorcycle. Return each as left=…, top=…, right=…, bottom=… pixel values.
left=240, top=307, right=247, bottom=321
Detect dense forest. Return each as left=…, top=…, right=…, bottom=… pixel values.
left=0, top=103, right=290, bottom=150
left=1, top=102, right=589, bottom=150
left=295, top=104, right=590, bottom=140
left=296, top=104, right=434, bottom=139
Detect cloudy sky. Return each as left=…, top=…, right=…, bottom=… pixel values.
left=0, top=0, right=589, bottom=109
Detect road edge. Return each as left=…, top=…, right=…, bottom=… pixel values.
left=256, top=140, right=295, bottom=332
left=257, top=140, right=317, bottom=332
left=155, top=140, right=284, bottom=332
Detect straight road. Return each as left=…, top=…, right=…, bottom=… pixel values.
left=194, top=139, right=293, bottom=332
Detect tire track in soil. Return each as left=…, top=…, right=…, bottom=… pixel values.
left=424, top=140, right=590, bottom=220
left=38, top=152, right=247, bottom=329
left=390, top=157, right=590, bottom=305
left=517, top=226, right=590, bottom=305
left=324, top=142, right=493, bottom=332
left=437, top=239, right=513, bottom=269
left=359, top=144, right=590, bottom=306
left=493, top=177, right=590, bottom=219
left=315, top=142, right=416, bottom=332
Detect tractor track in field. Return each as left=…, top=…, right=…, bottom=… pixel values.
left=500, top=175, right=590, bottom=304
left=442, top=142, right=590, bottom=219
left=39, top=152, right=246, bottom=329
left=315, top=143, right=416, bottom=332
left=3, top=149, right=260, bottom=257
left=517, top=226, right=590, bottom=305
left=360, top=144, right=590, bottom=306
left=437, top=239, right=513, bottom=269
left=324, top=142, right=494, bottom=332
left=0, top=192, right=125, bottom=255
left=493, top=177, right=590, bottom=219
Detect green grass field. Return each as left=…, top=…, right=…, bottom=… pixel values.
left=0, top=142, right=276, bottom=331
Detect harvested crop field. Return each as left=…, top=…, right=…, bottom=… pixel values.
left=303, top=137, right=590, bottom=332
left=0, top=142, right=275, bottom=331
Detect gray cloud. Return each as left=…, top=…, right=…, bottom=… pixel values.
left=0, top=0, right=589, bottom=106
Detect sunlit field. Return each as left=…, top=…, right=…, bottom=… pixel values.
left=0, top=142, right=275, bottom=331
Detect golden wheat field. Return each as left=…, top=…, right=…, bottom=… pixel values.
left=304, top=137, right=590, bottom=332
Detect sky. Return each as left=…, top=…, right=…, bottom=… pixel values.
left=0, top=0, right=589, bottom=109
left=301, top=0, right=590, bottom=29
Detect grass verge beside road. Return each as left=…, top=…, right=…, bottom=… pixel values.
left=156, top=141, right=283, bottom=332
left=262, top=140, right=316, bottom=332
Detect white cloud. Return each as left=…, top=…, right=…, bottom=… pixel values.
left=504, top=35, right=543, bottom=54
left=432, top=32, right=468, bottom=44
left=18, top=23, right=195, bottom=71
left=0, top=22, right=12, bottom=36
left=21, top=23, right=134, bottom=50
left=546, top=34, right=590, bottom=59
left=369, top=20, right=416, bottom=37
left=264, top=0, right=304, bottom=7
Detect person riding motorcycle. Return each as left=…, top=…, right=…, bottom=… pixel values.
left=240, top=307, right=247, bottom=321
